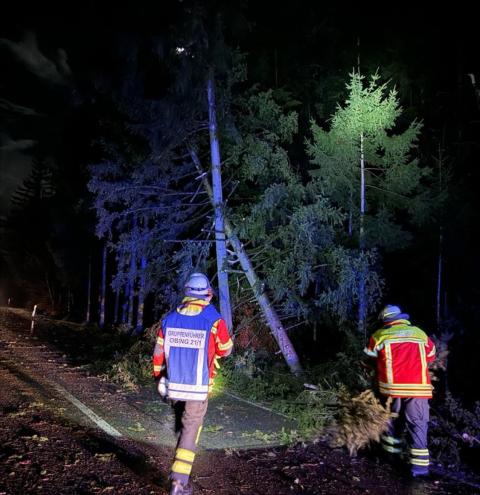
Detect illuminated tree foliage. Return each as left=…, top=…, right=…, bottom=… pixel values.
left=224, top=89, right=380, bottom=325
left=306, top=72, right=434, bottom=328
left=307, top=72, right=431, bottom=249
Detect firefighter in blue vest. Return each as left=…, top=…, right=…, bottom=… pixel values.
left=153, top=272, right=233, bottom=495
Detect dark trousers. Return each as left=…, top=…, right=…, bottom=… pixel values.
left=381, top=397, right=430, bottom=470
left=170, top=399, right=208, bottom=484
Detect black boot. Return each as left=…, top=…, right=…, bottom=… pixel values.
left=170, top=480, right=193, bottom=495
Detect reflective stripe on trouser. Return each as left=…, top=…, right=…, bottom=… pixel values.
left=170, top=399, right=208, bottom=485
left=404, top=398, right=430, bottom=468
left=386, top=397, right=430, bottom=467
left=381, top=433, right=403, bottom=454
left=383, top=398, right=405, bottom=454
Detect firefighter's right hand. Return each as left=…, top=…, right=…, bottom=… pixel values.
left=157, top=376, right=168, bottom=398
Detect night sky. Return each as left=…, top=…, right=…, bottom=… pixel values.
left=2, top=2, right=479, bottom=208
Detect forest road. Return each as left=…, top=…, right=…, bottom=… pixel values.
left=1, top=308, right=477, bottom=495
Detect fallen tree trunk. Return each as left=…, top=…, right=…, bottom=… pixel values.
left=189, top=147, right=302, bottom=375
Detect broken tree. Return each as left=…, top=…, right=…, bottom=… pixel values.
left=189, top=147, right=303, bottom=375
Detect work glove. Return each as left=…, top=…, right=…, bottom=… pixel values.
left=157, top=376, right=168, bottom=399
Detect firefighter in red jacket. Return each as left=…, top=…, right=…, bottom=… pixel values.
left=153, top=273, right=233, bottom=495
left=364, top=305, right=436, bottom=478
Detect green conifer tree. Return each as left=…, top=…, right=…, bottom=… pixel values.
left=307, top=72, right=432, bottom=332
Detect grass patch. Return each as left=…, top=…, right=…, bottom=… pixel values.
left=92, top=325, right=157, bottom=390
left=218, top=353, right=339, bottom=441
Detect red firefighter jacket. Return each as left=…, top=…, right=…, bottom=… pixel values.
left=364, top=319, right=436, bottom=398
left=152, top=297, right=233, bottom=395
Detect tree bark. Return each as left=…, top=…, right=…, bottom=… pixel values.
left=99, top=243, right=107, bottom=328
left=127, top=252, right=135, bottom=327
left=136, top=255, right=147, bottom=332
left=121, top=284, right=129, bottom=324
left=86, top=255, right=92, bottom=323
left=358, top=132, right=367, bottom=338
left=207, top=72, right=233, bottom=331
left=436, top=231, right=443, bottom=331
left=114, top=289, right=120, bottom=325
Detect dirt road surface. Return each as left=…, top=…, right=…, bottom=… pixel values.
left=0, top=308, right=478, bottom=494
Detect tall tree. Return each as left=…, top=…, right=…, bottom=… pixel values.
left=85, top=254, right=92, bottom=322
left=99, top=242, right=107, bottom=327
left=1, top=153, right=58, bottom=310
left=207, top=72, right=233, bottom=330
left=307, top=72, right=432, bottom=334
left=221, top=89, right=383, bottom=334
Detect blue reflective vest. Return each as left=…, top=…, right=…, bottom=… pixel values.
left=163, top=304, right=221, bottom=401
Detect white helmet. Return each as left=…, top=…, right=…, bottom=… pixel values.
left=378, top=304, right=409, bottom=322
left=184, top=272, right=211, bottom=297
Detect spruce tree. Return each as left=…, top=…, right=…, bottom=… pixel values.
left=307, top=72, right=429, bottom=250
left=306, top=72, right=432, bottom=331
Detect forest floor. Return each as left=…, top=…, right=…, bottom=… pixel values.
left=0, top=307, right=479, bottom=495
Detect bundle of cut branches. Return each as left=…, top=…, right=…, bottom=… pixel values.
left=328, top=388, right=394, bottom=456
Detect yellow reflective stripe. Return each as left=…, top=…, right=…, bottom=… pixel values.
left=156, top=337, right=164, bottom=345
left=379, top=389, right=431, bottom=394
left=385, top=342, right=393, bottom=383
left=171, top=460, right=192, bottom=475
left=211, top=321, right=219, bottom=335
left=373, top=325, right=428, bottom=346
left=380, top=382, right=432, bottom=389
left=384, top=387, right=432, bottom=391
left=384, top=389, right=432, bottom=393
left=364, top=347, right=378, bottom=357
left=195, top=425, right=203, bottom=446
left=382, top=444, right=402, bottom=454
left=419, top=343, right=427, bottom=384
left=427, top=345, right=436, bottom=358
left=177, top=305, right=203, bottom=316
left=218, top=339, right=233, bottom=351
left=177, top=298, right=209, bottom=316
left=379, top=382, right=433, bottom=396
left=381, top=435, right=403, bottom=445
left=153, top=365, right=162, bottom=372
left=379, top=389, right=432, bottom=397
left=382, top=392, right=432, bottom=397
left=214, top=357, right=220, bottom=369
left=176, top=448, right=195, bottom=463
left=182, top=297, right=209, bottom=306
left=410, top=458, right=430, bottom=466
left=410, top=448, right=429, bottom=456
